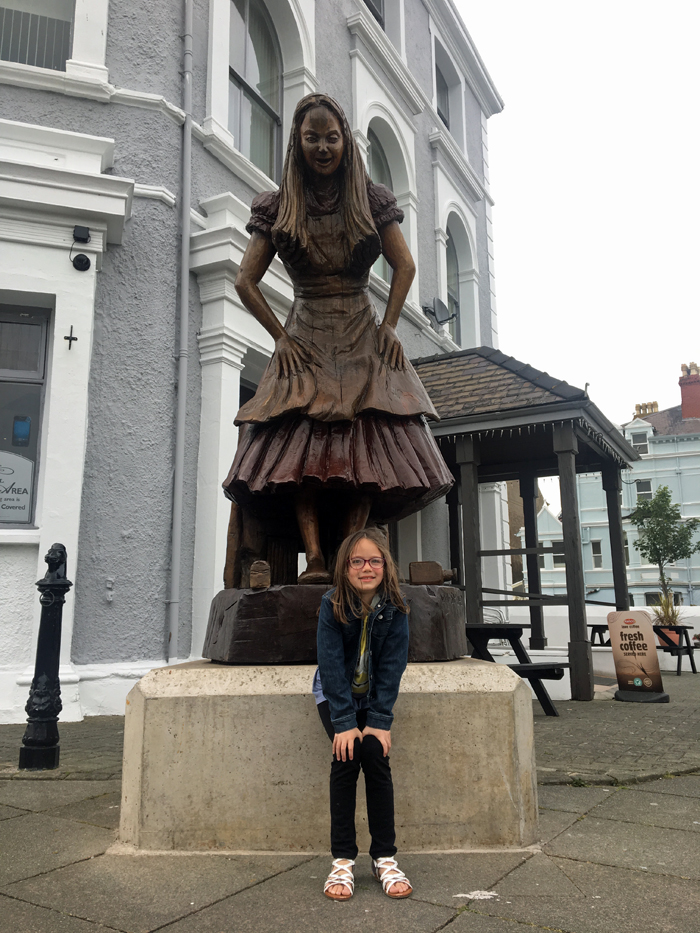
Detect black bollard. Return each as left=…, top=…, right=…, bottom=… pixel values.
left=19, top=543, right=73, bottom=770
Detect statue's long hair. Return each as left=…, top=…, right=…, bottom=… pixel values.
left=272, top=94, right=378, bottom=256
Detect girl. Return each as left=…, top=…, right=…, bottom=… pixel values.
left=314, top=527, right=412, bottom=900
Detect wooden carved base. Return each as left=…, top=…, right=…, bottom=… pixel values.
left=203, top=585, right=467, bottom=665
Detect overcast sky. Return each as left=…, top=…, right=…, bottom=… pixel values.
left=453, top=0, right=699, bottom=429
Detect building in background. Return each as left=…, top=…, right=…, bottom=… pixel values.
left=0, top=0, right=506, bottom=721
left=522, top=364, right=700, bottom=607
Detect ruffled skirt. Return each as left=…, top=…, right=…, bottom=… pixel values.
left=223, top=412, right=454, bottom=523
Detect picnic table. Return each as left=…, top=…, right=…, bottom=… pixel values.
left=465, top=622, right=568, bottom=717
left=653, top=624, right=697, bottom=675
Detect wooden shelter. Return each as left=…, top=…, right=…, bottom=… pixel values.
left=413, top=346, right=639, bottom=700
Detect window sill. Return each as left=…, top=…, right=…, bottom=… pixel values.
left=0, top=528, right=41, bottom=545
left=0, top=58, right=111, bottom=101
left=193, top=118, right=276, bottom=194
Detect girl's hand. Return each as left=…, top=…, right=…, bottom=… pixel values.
left=377, top=323, right=405, bottom=371
left=362, top=725, right=391, bottom=756
left=332, top=728, right=363, bottom=762
left=274, top=333, right=311, bottom=379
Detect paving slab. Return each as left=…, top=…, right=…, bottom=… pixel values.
left=466, top=860, right=700, bottom=933
left=161, top=855, right=453, bottom=933
left=449, top=912, right=552, bottom=932
left=493, top=853, right=582, bottom=897
left=46, top=792, right=122, bottom=830
left=0, top=813, right=114, bottom=886
left=535, top=808, right=578, bottom=843
left=0, top=780, right=121, bottom=812
left=587, top=787, right=700, bottom=833
left=537, top=784, right=617, bottom=813
left=4, top=853, right=312, bottom=933
left=396, top=851, right=530, bottom=908
left=0, top=894, right=109, bottom=932
left=544, top=815, right=700, bottom=879
left=0, top=804, right=28, bottom=821
left=633, top=773, right=700, bottom=797
left=0, top=718, right=124, bottom=781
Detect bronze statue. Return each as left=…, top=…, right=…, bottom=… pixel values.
left=223, top=94, right=453, bottom=585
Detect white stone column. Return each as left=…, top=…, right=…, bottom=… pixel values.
left=190, top=274, right=249, bottom=658
left=396, top=190, right=420, bottom=306
left=479, top=482, right=510, bottom=616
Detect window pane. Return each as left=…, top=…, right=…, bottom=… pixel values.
left=368, top=129, right=393, bottom=283
left=0, top=381, right=41, bottom=523
left=248, top=92, right=276, bottom=179
left=247, top=0, right=279, bottom=111
left=0, top=320, right=43, bottom=372
left=0, top=1, right=74, bottom=70
left=436, top=65, right=450, bottom=128
left=552, top=541, right=565, bottom=566
left=229, top=0, right=246, bottom=73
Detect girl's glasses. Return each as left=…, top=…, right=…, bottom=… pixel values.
left=348, top=557, right=385, bottom=570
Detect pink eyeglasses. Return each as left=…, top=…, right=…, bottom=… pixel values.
left=347, top=557, right=385, bottom=570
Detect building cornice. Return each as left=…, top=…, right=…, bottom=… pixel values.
left=134, top=184, right=176, bottom=207
left=0, top=159, right=133, bottom=244
left=422, top=0, right=504, bottom=117
left=347, top=10, right=427, bottom=116
left=430, top=129, right=493, bottom=205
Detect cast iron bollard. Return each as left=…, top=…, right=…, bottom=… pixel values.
left=18, top=543, right=72, bottom=770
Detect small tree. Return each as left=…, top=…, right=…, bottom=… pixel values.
left=626, top=485, right=700, bottom=604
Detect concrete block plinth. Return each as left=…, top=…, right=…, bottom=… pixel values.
left=119, top=659, right=537, bottom=852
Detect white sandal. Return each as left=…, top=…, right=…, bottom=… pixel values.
left=372, top=856, right=413, bottom=898
left=323, top=858, right=355, bottom=900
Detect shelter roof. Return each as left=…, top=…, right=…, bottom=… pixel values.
left=412, top=346, right=638, bottom=478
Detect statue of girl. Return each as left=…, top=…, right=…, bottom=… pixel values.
left=224, top=94, right=452, bottom=584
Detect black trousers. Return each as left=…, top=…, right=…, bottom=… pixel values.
left=317, top=701, right=397, bottom=861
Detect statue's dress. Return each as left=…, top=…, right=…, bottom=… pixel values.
left=223, top=182, right=453, bottom=522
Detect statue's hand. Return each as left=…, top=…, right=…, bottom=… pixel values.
left=275, top=333, right=311, bottom=379
left=377, top=322, right=405, bottom=371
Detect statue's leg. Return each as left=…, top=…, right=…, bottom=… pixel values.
left=296, top=487, right=332, bottom=584
left=342, top=494, right=372, bottom=538
left=223, top=501, right=242, bottom=589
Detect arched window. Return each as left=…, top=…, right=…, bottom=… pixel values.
left=229, top=0, right=282, bottom=181
left=367, top=127, right=393, bottom=282
left=445, top=228, right=460, bottom=343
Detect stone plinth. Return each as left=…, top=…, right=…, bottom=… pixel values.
left=203, top=584, right=467, bottom=664
left=119, top=659, right=537, bottom=852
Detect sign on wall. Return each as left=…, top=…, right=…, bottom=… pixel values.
left=0, top=451, right=34, bottom=523
left=607, top=610, right=668, bottom=702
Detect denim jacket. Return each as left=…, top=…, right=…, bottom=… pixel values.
left=316, top=589, right=409, bottom=734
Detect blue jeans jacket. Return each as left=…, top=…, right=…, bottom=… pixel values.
left=316, top=589, right=409, bottom=734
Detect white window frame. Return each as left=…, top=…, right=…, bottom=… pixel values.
left=204, top=0, right=316, bottom=190
left=636, top=479, right=653, bottom=501
left=591, top=540, right=603, bottom=569
left=0, top=0, right=109, bottom=84
left=430, top=26, right=466, bottom=152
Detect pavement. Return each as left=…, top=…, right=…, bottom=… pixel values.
left=0, top=671, right=698, bottom=933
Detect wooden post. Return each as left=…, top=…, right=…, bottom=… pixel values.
left=446, top=478, right=463, bottom=586
left=553, top=422, right=594, bottom=701
left=455, top=436, right=483, bottom=625
left=520, top=472, right=547, bottom=649
left=602, top=465, right=630, bottom=611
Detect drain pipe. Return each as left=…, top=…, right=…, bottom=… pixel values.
left=167, top=0, right=193, bottom=662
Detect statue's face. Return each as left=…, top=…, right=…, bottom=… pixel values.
left=300, top=106, right=344, bottom=179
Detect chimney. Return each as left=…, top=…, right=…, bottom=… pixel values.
left=679, top=362, right=700, bottom=419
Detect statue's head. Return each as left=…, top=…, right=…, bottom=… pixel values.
left=274, top=94, right=378, bottom=256
left=289, top=94, right=352, bottom=182
left=45, top=543, right=67, bottom=573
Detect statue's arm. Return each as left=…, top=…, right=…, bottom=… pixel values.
left=235, top=232, right=310, bottom=378
left=377, top=221, right=416, bottom=371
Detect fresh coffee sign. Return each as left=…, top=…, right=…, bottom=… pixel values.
left=607, top=610, right=664, bottom=694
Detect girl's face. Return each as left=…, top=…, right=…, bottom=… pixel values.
left=347, top=537, right=385, bottom=603
left=299, top=106, right=344, bottom=179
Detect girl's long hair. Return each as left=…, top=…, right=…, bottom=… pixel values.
left=272, top=93, right=378, bottom=256
left=331, top=527, right=408, bottom=624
